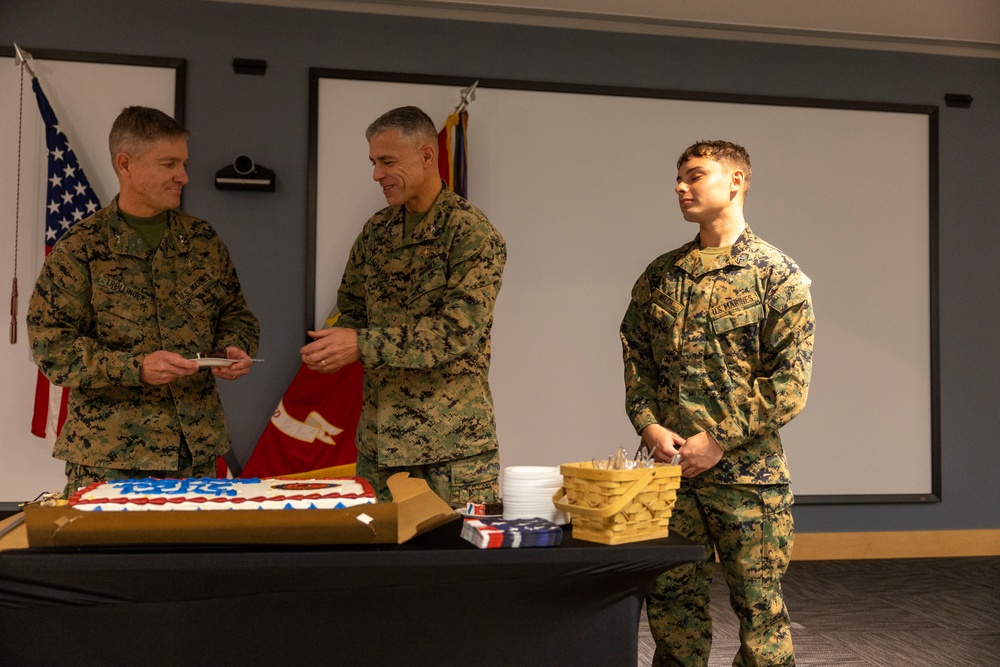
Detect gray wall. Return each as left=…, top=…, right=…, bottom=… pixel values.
left=3, top=0, right=998, bottom=533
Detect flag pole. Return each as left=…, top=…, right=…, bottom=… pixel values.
left=14, top=43, right=35, bottom=79
left=10, top=44, right=35, bottom=344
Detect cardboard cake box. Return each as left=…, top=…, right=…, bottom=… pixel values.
left=22, top=472, right=459, bottom=548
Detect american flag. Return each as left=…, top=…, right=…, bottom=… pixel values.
left=30, top=76, right=102, bottom=440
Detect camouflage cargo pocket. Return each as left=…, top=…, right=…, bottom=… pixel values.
left=448, top=450, right=499, bottom=505
left=759, top=484, right=794, bottom=578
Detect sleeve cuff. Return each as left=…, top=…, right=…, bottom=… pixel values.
left=355, top=329, right=381, bottom=368
left=709, top=416, right=742, bottom=452
left=631, top=409, right=658, bottom=436
left=122, top=355, right=145, bottom=386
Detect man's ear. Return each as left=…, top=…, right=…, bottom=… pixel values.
left=730, top=169, right=745, bottom=191
left=114, top=151, right=130, bottom=177
left=420, top=143, right=436, bottom=167
left=730, top=169, right=746, bottom=199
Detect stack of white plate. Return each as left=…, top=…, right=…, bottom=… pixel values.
left=502, top=466, right=570, bottom=525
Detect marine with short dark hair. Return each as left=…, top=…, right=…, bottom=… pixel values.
left=620, top=140, right=814, bottom=666
left=28, top=106, right=260, bottom=497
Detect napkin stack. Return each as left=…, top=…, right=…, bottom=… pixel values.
left=460, top=517, right=563, bottom=549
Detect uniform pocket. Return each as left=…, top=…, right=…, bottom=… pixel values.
left=710, top=302, right=765, bottom=382
left=182, top=277, right=225, bottom=318
left=650, top=289, right=681, bottom=331
left=93, top=284, right=149, bottom=348
left=404, top=268, right=447, bottom=307
left=449, top=452, right=499, bottom=505
left=711, top=302, right=764, bottom=334
left=759, top=484, right=794, bottom=578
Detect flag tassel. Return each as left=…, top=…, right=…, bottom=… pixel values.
left=9, top=277, right=17, bottom=344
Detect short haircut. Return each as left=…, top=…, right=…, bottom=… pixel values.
left=365, top=106, right=437, bottom=145
left=108, top=106, right=190, bottom=162
left=677, top=140, right=752, bottom=196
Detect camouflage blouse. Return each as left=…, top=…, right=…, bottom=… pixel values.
left=337, top=186, right=506, bottom=467
left=27, top=197, right=260, bottom=470
left=620, top=226, right=814, bottom=485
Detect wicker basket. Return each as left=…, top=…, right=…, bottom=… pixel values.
left=552, top=461, right=681, bottom=545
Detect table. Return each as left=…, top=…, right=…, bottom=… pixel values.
left=0, top=517, right=705, bottom=666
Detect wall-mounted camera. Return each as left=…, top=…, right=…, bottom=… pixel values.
left=215, top=154, right=275, bottom=192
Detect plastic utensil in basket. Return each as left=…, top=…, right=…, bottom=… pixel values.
left=552, top=461, right=681, bottom=545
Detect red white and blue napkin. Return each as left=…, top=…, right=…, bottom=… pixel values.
left=461, top=517, right=563, bottom=549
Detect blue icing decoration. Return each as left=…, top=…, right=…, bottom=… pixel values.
left=107, top=477, right=246, bottom=497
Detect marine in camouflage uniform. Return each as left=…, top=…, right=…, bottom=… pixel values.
left=341, top=185, right=505, bottom=504
left=620, top=141, right=814, bottom=667
left=27, top=107, right=259, bottom=497
left=302, top=107, right=505, bottom=505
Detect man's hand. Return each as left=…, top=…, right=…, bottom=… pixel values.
left=640, top=423, right=686, bottom=463
left=210, top=346, right=254, bottom=382
left=300, top=327, right=360, bottom=373
left=676, top=430, right=724, bottom=478
left=141, top=350, right=199, bottom=386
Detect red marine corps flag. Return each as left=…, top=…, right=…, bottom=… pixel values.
left=24, top=65, right=102, bottom=439
left=233, top=311, right=363, bottom=478
left=238, top=361, right=363, bottom=478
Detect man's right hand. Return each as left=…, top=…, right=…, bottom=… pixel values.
left=640, top=423, right=686, bottom=464
left=141, top=350, right=200, bottom=386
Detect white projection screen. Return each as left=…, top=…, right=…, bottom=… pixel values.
left=309, top=70, right=939, bottom=503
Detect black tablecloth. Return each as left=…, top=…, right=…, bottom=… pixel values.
left=0, top=519, right=705, bottom=666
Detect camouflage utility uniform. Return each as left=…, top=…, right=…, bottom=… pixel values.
left=338, top=185, right=506, bottom=504
left=27, top=197, right=259, bottom=487
left=620, top=226, right=814, bottom=667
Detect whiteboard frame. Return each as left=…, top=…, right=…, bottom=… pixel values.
left=307, top=68, right=940, bottom=505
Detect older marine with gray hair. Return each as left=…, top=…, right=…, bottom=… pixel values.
left=301, top=105, right=506, bottom=505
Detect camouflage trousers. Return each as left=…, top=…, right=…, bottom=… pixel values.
left=647, top=481, right=795, bottom=667
left=356, top=448, right=499, bottom=506
left=62, top=438, right=216, bottom=499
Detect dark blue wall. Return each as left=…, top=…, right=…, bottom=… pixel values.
left=4, top=0, right=998, bottom=533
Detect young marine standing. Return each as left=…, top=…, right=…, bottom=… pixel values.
left=620, top=140, right=814, bottom=666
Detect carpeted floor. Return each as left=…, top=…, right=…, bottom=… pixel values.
left=637, top=557, right=1000, bottom=666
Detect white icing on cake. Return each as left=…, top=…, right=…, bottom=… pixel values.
left=68, top=477, right=376, bottom=511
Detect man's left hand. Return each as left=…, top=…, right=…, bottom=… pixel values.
left=676, top=431, right=724, bottom=478
left=300, top=327, right=360, bottom=373
left=211, top=346, right=254, bottom=382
